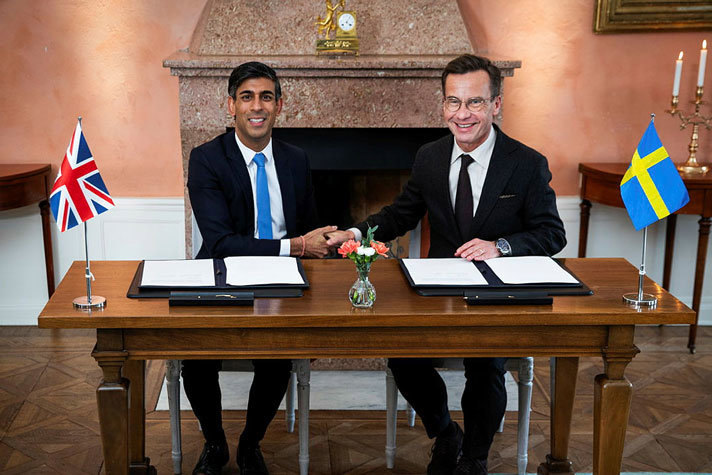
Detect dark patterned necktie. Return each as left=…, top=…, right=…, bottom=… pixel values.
left=455, top=154, right=474, bottom=239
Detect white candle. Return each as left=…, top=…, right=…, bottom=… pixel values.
left=673, top=51, right=683, bottom=96
left=698, top=40, right=707, bottom=87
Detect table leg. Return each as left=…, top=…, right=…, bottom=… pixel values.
left=578, top=200, right=591, bottom=258
left=95, top=354, right=130, bottom=475
left=688, top=216, right=711, bottom=354
left=538, top=357, right=578, bottom=475
left=593, top=338, right=637, bottom=474
left=123, top=360, right=155, bottom=474
left=662, top=214, right=677, bottom=291
left=38, top=199, right=55, bottom=296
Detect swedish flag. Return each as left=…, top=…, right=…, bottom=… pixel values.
left=620, top=121, right=689, bottom=231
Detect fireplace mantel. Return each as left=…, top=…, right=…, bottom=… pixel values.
left=165, top=51, right=521, bottom=78
left=164, top=0, right=520, bottom=257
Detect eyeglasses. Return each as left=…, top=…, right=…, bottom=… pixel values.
left=443, top=96, right=494, bottom=113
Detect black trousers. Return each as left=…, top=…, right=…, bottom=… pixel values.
left=388, top=357, right=507, bottom=459
left=181, top=359, right=292, bottom=446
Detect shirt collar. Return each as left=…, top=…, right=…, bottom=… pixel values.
left=450, top=125, right=496, bottom=167
left=234, top=132, right=273, bottom=166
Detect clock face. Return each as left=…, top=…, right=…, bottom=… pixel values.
left=338, top=12, right=355, bottom=32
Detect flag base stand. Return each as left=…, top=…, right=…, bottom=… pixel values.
left=622, top=224, right=657, bottom=309
left=622, top=293, right=657, bottom=309
left=73, top=295, right=106, bottom=310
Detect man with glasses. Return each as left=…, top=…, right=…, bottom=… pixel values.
left=186, top=61, right=334, bottom=475
left=327, top=54, right=565, bottom=474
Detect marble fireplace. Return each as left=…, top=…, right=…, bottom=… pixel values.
left=164, top=0, right=520, bottom=260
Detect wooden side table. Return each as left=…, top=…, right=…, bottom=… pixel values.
left=0, top=164, right=55, bottom=296
left=578, top=162, right=712, bottom=353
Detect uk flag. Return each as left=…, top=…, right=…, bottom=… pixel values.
left=50, top=121, right=114, bottom=232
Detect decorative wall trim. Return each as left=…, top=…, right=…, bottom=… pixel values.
left=1, top=197, right=185, bottom=325
left=0, top=195, right=709, bottom=326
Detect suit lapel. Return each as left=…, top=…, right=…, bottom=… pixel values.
left=222, top=132, right=255, bottom=231
left=470, top=127, right=518, bottom=237
left=431, top=135, right=463, bottom=243
left=273, top=140, right=297, bottom=237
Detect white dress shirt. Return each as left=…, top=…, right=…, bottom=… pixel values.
left=235, top=133, right=290, bottom=256
left=350, top=127, right=497, bottom=242
left=448, top=125, right=496, bottom=216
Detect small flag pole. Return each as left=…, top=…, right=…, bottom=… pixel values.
left=72, top=117, right=106, bottom=310
left=622, top=113, right=658, bottom=309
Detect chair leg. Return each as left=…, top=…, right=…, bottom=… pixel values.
left=286, top=370, right=296, bottom=433
left=385, top=368, right=398, bottom=469
left=166, top=360, right=183, bottom=474
left=407, top=403, right=416, bottom=427
left=295, top=360, right=310, bottom=475
left=516, top=357, right=534, bottom=475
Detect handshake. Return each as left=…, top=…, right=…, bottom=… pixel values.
left=289, top=226, right=360, bottom=259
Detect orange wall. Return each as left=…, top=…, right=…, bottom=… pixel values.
left=0, top=0, right=205, bottom=196
left=1, top=0, right=709, bottom=196
left=458, top=0, right=710, bottom=194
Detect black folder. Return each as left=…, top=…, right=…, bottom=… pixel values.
left=398, top=258, right=592, bottom=297
left=126, top=259, right=309, bottom=299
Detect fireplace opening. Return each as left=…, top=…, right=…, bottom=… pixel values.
left=272, top=127, right=448, bottom=229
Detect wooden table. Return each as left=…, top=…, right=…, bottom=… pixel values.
left=578, top=162, right=712, bottom=353
left=0, top=164, right=55, bottom=296
left=38, top=258, right=694, bottom=475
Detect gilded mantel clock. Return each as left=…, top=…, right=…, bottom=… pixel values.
left=315, top=0, right=359, bottom=55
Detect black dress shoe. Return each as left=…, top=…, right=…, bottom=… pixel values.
left=192, top=439, right=229, bottom=475
left=427, top=421, right=463, bottom=475
left=453, top=454, right=488, bottom=475
left=237, top=443, right=269, bottom=475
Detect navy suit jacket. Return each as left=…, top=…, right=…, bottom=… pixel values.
left=355, top=125, right=566, bottom=258
left=188, top=131, right=318, bottom=259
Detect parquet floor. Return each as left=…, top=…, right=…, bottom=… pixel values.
left=0, top=325, right=710, bottom=474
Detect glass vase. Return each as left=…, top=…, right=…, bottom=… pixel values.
left=349, top=266, right=376, bottom=308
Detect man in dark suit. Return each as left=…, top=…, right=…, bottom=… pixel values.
left=327, top=54, right=566, bottom=474
left=185, top=61, right=334, bottom=475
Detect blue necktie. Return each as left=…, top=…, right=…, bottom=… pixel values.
left=252, top=152, right=272, bottom=239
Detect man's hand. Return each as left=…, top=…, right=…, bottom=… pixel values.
left=291, top=225, right=337, bottom=258
left=325, top=229, right=356, bottom=248
left=455, top=238, right=500, bottom=261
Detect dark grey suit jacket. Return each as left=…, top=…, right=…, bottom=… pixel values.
left=188, top=131, right=318, bottom=259
left=355, top=125, right=566, bottom=258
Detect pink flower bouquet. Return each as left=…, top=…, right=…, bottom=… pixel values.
left=338, top=226, right=387, bottom=307
left=337, top=226, right=388, bottom=273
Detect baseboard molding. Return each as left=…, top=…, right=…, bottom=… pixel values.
left=0, top=304, right=47, bottom=326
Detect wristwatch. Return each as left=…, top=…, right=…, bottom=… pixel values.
left=495, top=238, right=512, bottom=257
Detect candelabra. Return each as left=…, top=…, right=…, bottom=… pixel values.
left=667, top=86, right=711, bottom=174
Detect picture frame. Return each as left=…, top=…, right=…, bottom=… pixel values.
left=594, top=0, right=712, bottom=33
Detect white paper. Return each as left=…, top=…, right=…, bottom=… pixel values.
left=141, top=259, right=215, bottom=287
left=224, top=256, right=305, bottom=286
left=486, top=256, right=578, bottom=284
left=401, top=258, right=487, bottom=286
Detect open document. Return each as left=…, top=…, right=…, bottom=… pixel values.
left=401, top=258, right=488, bottom=286
left=224, top=256, right=305, bottom=286
left=141, top=259, right=216, bottom=287
left=486, top=256, right=579, bottom=284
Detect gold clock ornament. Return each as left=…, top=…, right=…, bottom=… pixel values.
left=315, top=0, right=359, bottom=55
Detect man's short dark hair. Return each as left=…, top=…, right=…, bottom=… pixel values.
left=441, top=54, right=501, bottom=98
left=228, top=61, right=282, bottom=100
